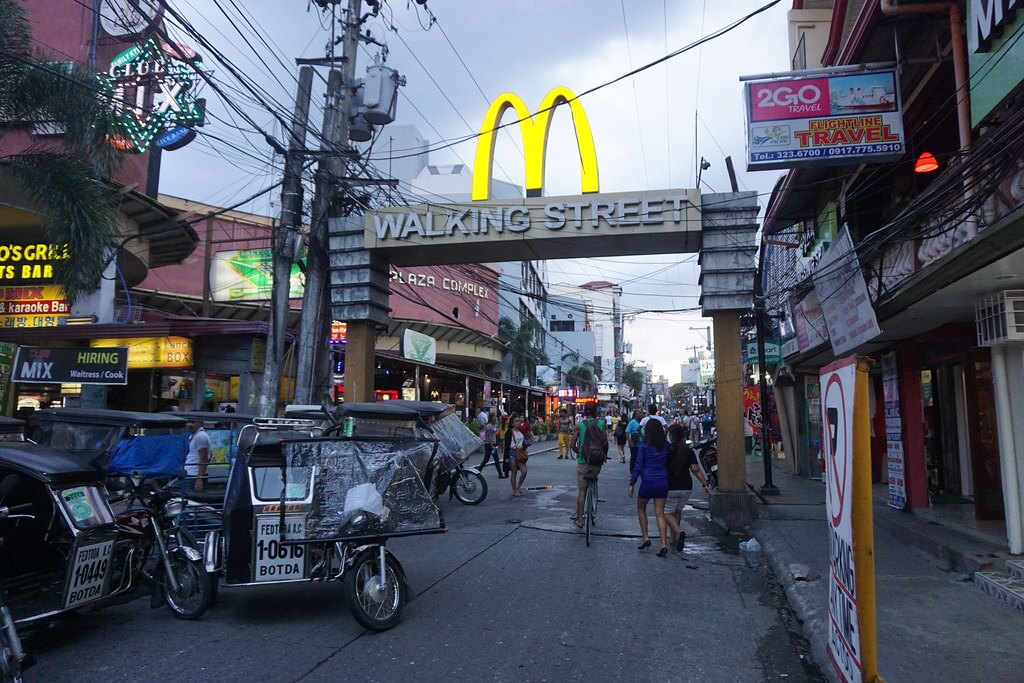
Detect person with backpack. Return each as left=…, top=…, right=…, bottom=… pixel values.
left=628, top=419, right=672, bottom=557
left=569, top=403, right=608, bottom=527
left=613, top=413, right=628, bottom=463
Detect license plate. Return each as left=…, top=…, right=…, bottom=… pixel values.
left=253, top=515, right=307, bottom=582
left=65, top=540, right=113, bottom=608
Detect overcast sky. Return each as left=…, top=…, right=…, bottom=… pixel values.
left=156, top=0, right=790, bottom=383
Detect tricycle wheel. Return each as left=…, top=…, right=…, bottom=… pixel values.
left=453, top=470, right=487, bottom=505
left=164, top=554, right=213, bottom=620
left=345, top=550, right=404, bottom=631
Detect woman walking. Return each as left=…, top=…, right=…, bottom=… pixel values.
left=478, top=413, right=506, bottom=478
left=628, top=419, right=672, bottom=557
left=503, top=413, right=529, bottom=496
left=666, top=424, right=710, bottom=551
left=613, top=415, right=628, bottom=463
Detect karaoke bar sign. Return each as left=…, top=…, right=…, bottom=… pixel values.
left=102, top=38, right=205, bottom=153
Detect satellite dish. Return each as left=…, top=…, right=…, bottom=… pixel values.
left=100, top=0, right=162, bottom=38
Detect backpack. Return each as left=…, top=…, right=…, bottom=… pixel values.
left=629, top=423, right=642, bottom=447
left=582, top=418, right=609, bottom=466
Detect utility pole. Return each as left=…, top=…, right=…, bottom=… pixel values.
left=755, top=237, right=780, bottom=496
left=295, top=0, right=363, bottom=405
left=257, top=66, right=314, bottom=417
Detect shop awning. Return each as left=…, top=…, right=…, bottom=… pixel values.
left=0, top=317, right=293, bottom=344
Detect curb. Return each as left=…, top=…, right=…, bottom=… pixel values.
left=752, top=521, right=837, bottom=683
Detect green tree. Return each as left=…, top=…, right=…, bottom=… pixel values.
left=623, top=362, right=644, bottom=396
left=0, top=0, right=123, bottom=303
left=499, top=315, right=549, bottom=385
left=560, top=350, right=598, bottom=394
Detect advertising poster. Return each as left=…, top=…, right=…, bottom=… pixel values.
left=820, top=356, right=861, bottom=683
left=0, top=342, right=14, bottom=415
left=813, top=227, right=881, bottom=355
left=881, top=352, right=906, bottom=509
left=13, top=346, right=128, bottom=385
left=210, top=248, right=305, bottom=302
left=0, top=286, right=69, bottom=329
left=793, top=291, right=829, bottom=352
left=745, top=69, right=905, bottom=171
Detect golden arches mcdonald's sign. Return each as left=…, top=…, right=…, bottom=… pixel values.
left=472, top=87, right=599, bottom=202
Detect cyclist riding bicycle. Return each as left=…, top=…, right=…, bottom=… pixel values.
left=570, top=403, right=606, bottom=528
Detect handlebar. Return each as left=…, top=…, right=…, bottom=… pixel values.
left=0, top=502, right=33, bottom=519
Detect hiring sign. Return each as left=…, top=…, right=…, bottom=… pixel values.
left=13, top=346, right=128, bottom=385
left=820, top=356, right=880, bottom=683
left=744, top=69, right=905, bottom=171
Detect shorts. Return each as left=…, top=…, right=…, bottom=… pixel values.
left=577, top=463, right=601, bottom=489
left=665, top=489, right=693, bottom=514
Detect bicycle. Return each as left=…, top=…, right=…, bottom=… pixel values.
left=583, top=475, right=599, bottom=546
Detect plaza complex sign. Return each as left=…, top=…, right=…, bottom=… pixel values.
left=743, top=69, right=905, bottom=171
left=102, top=38, right=205, bottom=154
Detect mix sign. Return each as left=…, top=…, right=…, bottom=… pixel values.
left=743, top=69, right=905, bottom=171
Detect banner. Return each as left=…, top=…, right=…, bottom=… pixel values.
left=744, top=69, right=905, bottom=171
left=13, top=346, right=128, bottom=385
left=0, top=285, right=70, bottom=328
left=881, top=352, right=906, bottom=509
left=813, top=227, right=881, bottom=355
left=820, top=356, right=861, bottom=683
left=92, top=336, right=193, bottom=369
left=210, top=248, right=305, bottom=302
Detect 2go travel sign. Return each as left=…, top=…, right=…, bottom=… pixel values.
left=743, top=69, right=906, bottom=171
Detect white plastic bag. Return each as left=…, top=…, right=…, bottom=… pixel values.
left=343, top=483, right=387, bottom=518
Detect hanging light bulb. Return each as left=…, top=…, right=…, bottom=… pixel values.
left=914, top=151, right=939, bottom=173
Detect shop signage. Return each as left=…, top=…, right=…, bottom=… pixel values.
left=402, top=329, right=436, bottom=364
left=813, top=227, right=880, bottom=355
left=793, top=290, right=829, bottom=353
left=210, top=248, right=305, bottom=302
left=91, top=336, right=192, bottom=369
left=0, top=342, right=14, bottom=415
left=743, top=69, right=905, bottom=171
left=881, top=353, right=906, bottom=509
left=472, top=86, right=598, bottom=201
left=329, top=321, right=348, bottom=345
left=0, top=244, right=68, bottom=285
left=390, top=268, right=490, bottom=299
left=101, top=38, right=205, bottom=154
left=699, top=350, right=715, bottom=385
left=99, top=0, right=162, bottom=37
left=745, top=339, right=781, bottom=364
left=13, top=346, right=128, bottom=385
left=820, top=356, right=860, bottom=683
left=557, top=387, right=577, bottom=400
left=969, top=0, right=1024, bottom=123
left=0, top=286, right=69, bottom=328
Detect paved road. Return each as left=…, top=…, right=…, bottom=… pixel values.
left=22, top=443, right=822, bottom=682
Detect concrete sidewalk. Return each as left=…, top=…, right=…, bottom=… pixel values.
left=746, top=457, right=1024, bottom=682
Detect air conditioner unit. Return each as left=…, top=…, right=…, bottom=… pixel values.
left=976, top=290, right=1024, bottom=346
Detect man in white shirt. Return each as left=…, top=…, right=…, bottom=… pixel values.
left=184, top=418, right=211, bottom=492
left=638, top=403, right=666, bottom=438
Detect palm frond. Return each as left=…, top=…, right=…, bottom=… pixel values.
left=5, top=153, right=120, bottom=303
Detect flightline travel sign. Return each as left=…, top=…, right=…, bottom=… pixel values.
left=365, top=190, right=702, bottom=266
left=743, top=69, right=905, bottom=171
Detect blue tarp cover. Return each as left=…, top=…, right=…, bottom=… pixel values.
left=108, top=434, right=186, bottom=479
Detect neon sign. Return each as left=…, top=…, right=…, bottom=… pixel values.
left=101, top=39, right=205, bottom=154
left=472, top=87, right=599, bottom=201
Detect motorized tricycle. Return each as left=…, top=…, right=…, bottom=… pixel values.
left=327, top=401, right=488, bottom=506
left=0, top=409, right=212, bottom=679
left=203, top=415, right=445, bottom=631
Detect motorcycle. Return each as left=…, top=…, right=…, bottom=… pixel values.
left=327, top=402, right=488, bottom=506
left=109, top=474, right=213, bottom=619
left=689, top=428, right=719, bottom=490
